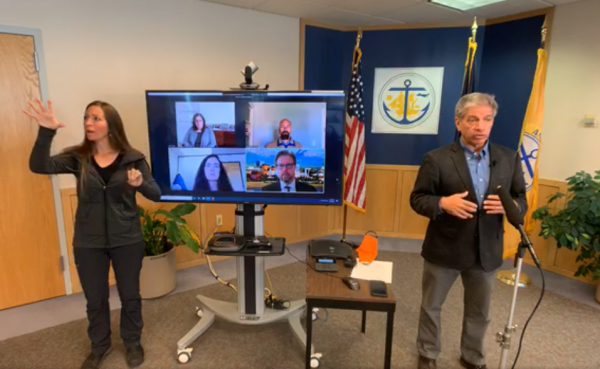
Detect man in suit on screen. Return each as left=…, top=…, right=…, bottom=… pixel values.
left=410, top=93, right=527, bottom=369
left=261, top=150, right=316, bottom=193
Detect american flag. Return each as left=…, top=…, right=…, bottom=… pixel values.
left=343, top=47, right=366, bottom=213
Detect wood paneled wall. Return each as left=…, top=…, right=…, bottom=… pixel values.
left=330, top=165, right=429, bottom=239
left=59, top=165, right=594, bottom=293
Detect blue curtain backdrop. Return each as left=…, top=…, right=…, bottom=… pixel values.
left=303, top=15, right=545, bottom=165
left=478, top=16, right=546, bottom=150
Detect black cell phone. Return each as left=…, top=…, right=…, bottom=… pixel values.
left=369, top=280, right=388, bottom=297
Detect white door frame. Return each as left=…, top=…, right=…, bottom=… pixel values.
left=0, top=24, right=73, bottom=295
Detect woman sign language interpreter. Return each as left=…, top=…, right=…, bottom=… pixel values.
left=24, top=99, right=161, bottom=369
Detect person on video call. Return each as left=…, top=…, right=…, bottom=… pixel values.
left=265, top=118, right=303, bottom=148
left=261, top=150, right=316, bottom=192
left=193, top=154, right=234, bottom=192
left=410, top=93, right=527, bottom=369
left=24, top=99, right=161, bottom=369
left=182, top=113, right=217, bottom=148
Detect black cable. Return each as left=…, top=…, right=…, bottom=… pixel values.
left=511, top=265, right=546, bottom=369
left=286, top=246, right=346, bottom=282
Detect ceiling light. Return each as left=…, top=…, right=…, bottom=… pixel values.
left=429, top=0, right=507, bottom=11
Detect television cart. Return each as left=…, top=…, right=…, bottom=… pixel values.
left=176, top=204, right=320, bottom=367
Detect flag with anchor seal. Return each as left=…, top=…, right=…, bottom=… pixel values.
left=371, top=67, right=444, bottom=134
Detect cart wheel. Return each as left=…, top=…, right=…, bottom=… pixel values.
left=178, top=351, right=191, bottom=364
left=310, top=356, right=321, bottom=368
left=195, top=307, right=203, bottom=318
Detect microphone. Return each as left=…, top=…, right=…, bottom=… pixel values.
left=497, top=186, right=541, bottom=268
left=490, top=160, right=497, bottom=168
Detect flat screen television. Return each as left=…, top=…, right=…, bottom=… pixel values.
left=144, top=90, right=346, bottom=205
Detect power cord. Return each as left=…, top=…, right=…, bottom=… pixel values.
left=226, top=222, right=289, bottom=310
left=263, top=268, right=290, bottom=310
left=201, top=224, right=238, bottom=292
left=264, top=293, right=290, bottom=310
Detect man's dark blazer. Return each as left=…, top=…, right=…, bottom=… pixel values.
left=261, top=180, right=317, bottom=192
left=410, top=140, right=527, bottom=272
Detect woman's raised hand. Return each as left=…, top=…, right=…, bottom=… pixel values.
left=23, top=99, right=65, bottom=130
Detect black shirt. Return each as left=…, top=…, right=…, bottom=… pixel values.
left=92, top=154, right=123, bottom=184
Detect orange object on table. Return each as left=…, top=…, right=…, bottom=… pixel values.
left=356, top=231, right=378, bottom=264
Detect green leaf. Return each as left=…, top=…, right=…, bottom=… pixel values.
left=144, top=214, right=153, bottom=233
left=571, top=227, right=579, bottom=238
left=559, top=234, right=568, bottom=247
left=156, top=209, right=185, bottom=223
left=166, top=221, right=181, bottom=245
left=532, top=206, right=550, bottom=220
left=580, top=236, right=590, bottom=247
left=170, top=203, right=197, bottom=217
left=547, top=192, right=565, bottom=204
left=179, top=228, right=199, bottom=253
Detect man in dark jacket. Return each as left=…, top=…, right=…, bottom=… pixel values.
left=410, top=93, right=527, bottom=369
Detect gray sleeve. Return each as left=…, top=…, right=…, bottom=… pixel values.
left=136, top=159, right=161, bottom=202
left=29, top=127, right=78, bottom=175
left=208, top=128, right=217, bottom=148
left=182, top=128, right=193, bottom=147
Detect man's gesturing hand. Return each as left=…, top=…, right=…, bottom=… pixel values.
left=440, top=191, right=478, bottom=219
left=483, top=194, right=505, bottom=214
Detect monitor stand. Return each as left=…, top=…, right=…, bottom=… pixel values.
left=176, top=204, right=317, bottom=366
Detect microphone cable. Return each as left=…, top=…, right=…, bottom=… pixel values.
left=511, top=261, right=546, bottom=369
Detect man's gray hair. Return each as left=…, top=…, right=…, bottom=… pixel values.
left=455, top=92, right=498, bottom=119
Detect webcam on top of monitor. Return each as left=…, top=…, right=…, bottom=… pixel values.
left=234, top=61, right=269, bottom=91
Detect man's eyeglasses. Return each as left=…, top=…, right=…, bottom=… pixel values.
left=276, top=164, right=295, bottom=169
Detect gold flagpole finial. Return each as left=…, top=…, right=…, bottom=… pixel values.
left=356, top=27, right=363, bottom=48
left=541, top=16, right=548, bottom=49
left=471, top=17, right=478, bottom=40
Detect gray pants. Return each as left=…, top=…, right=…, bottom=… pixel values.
left=417, top=259, right=496, bottom=365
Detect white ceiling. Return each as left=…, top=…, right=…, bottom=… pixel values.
left=197, top=0, right=586, bottom=27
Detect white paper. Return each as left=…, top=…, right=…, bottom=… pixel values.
left=350, top=260, right=393, bottom=284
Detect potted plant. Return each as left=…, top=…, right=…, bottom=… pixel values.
left=138, top=203, right=201, bottom=299
left=532, top=170, right=600, bottom=302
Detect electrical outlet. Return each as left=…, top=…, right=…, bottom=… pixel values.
left=216, top=214, right=222, bottom=226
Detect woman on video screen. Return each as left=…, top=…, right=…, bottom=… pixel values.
left=193, top=154, right=233, bottom=192
left=182, top=113, right=217, bottom=148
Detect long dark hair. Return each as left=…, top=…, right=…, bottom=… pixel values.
left=193, top=154, right=233, bottom=192
left=63, top=101, right=132, bottom=185
left=191, top=113, right=206, bottom=147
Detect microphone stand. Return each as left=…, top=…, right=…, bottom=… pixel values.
left=496, top=242, right=527, bottom=369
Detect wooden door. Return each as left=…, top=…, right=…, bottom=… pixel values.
left=0, top=32, right=65, bottom=310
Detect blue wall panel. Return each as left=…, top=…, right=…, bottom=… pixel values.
left=304, top=16, right=544, bottom=165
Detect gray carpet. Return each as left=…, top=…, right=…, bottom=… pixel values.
left=1, top=251, right=599, bottom=369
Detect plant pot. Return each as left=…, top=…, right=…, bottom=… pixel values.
left=140, top=246, right=177, bottom=299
